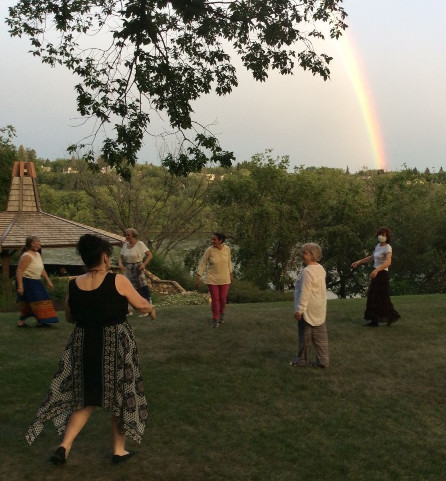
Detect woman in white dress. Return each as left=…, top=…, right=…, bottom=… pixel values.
left=118, top=228, right=153, bottom=316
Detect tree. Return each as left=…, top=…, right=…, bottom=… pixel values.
left=212, top=152, right=326, bottom=290
left=77, top=163, right=214, bottom=256
left=313, top=169, right=375, bottom=298
left=7, top=1, right=347, bottom=178
left=368, top=168, right=446, bottom=295
left=0, top=125, right=17, bottom=210
left=39, top=184, right=98, bottom=226
left=17, top=144, right=26, bottom=161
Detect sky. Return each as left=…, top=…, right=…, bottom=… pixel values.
left=1, top=1, right=445, bottom=173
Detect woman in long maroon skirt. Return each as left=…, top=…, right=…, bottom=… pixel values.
left=351, top=227, right=400, bottom=327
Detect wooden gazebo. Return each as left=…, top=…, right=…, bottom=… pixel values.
left=0, top=161, right=125, bottom=277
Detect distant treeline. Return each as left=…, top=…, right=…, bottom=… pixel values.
left=2, top=136, right=446, bottom=297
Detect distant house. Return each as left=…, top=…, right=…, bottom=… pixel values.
left=62, top=167, right=79, bottom=174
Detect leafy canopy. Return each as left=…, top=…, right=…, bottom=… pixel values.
left=0, top=125, right=17, bottom=210
left=7, top=0, right=347, bottom=178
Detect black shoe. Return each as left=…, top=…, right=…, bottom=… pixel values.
left=50, top=446, right=66, bottom=465
left=112, top=451, right=136, bottom=464
left=364, top=321, right=379, bottom=327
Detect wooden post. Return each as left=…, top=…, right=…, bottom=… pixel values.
left=1, top=251, right=10, bottom=278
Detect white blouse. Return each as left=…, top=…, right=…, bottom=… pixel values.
left=373, top=243, right=392, bottom=270
left=21, top=252, right=44, bottom=279
left=294, top=263, right=327, bottom=326
left=120, top=241, right=149, bottom=264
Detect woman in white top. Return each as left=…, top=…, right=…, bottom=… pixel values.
left=118, top=228, right=153, bottom=316
left=196, top=232, right=233, bottom=328
left=351, top=227, right=400, bottom=327
left=16, top=235, right=59, bottom=327
left=290, top=243, right=329, bottom=368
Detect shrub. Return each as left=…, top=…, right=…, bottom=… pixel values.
left=157, top=292, right=209, bottom=306
left=0, top=277, right=15, bottom=310
left=149, top=253, right=196, bottom=291
left=49, top=276, right=70, bottom=302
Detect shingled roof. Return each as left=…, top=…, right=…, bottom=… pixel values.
left=0, top=161, right=124, bottom=252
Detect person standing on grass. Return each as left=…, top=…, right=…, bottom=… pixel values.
left=25, top=234, right=156, bottom=465
left=16, top=235, right=59, bottom=328
left=351, top=227, right=400, bottom=327
left=290, top=243, right=329, bottom=368
left=118, top=228, right=153, bottom=317
left=196, top=232, right=233, bottom=328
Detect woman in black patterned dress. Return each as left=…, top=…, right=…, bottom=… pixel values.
left=26, top=234, right=156, bottom=465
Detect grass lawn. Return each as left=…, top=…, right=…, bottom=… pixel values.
left=1, top=295, right=445, bottom=481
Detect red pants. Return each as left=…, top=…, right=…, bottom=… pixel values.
left=207, top=284, right=230, bottom=320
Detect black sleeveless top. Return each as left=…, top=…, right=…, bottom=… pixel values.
left=68, top=273, right=128, bottom=327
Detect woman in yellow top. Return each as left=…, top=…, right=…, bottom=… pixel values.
left=16, top=235, right=59, bottom=327
left=196, top=233, right=233, bottom=328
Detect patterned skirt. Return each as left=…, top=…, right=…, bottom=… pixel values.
left=18, top=277, right=59, bottom=324
left=26, top=321, right=148, bottom=445
left=364, top=270, right=400, bottom=324
left=125, top=262, right=148, bottom=289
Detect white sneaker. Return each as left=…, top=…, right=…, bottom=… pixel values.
left=127, top=311, right=134, bottom=316
left=138, top=313, right=149, bottom=317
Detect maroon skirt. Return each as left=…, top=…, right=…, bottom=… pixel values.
left=364, top=270, right=400, bottom=324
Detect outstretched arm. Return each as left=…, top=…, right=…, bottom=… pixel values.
left=351, top=255, right=373, bottom=269
left=115, top=274, right=156, bottom=319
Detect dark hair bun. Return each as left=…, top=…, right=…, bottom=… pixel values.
left=77, top=234, right=113, bottom=268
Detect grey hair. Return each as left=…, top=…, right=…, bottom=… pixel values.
left=25, top=235, right=40, bottom=249
left=19, top=235, right=40, bottom=256
left=125, top=228, right=138, bottom=238
left=301, top=243, right=322, bottom=262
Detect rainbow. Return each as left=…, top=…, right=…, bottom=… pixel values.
left=335, top=30, right=387, bottom=170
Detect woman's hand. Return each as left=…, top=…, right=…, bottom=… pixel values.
left=17, top=286, right=24, bottom=295
left=46, top=279, right=54, bottom=290
left=370, top=269, right=378, bottom=279
left=351, top=261, right=359, bottom=269
left=138, top=264, right=146, bottom=272
left=294, top=312, right=302, bottom=321
left=149, top=306, right=156, bottom=320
